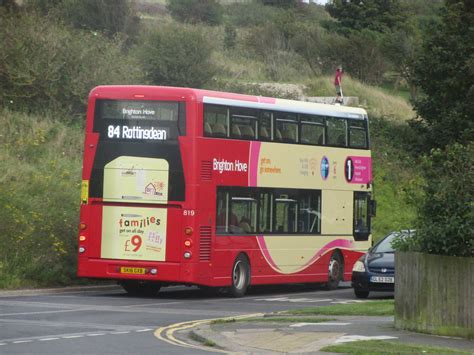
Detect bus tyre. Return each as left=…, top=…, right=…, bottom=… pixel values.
left=120, top=281, right=161, bottom=297
left=325, top=252, right=343, bottom=290
left=354, top=289, right=369, bottom=299
left=230, top=255, right=250, bottom=298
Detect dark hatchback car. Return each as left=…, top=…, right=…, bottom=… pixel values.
left=351, top=231, right=411, bottom=298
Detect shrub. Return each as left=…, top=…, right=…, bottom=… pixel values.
left=0, top=13, right=143, bottom=118
left=138, top=24, right=216, bottom=88
left=166, top=0, right=223, bottom=26
left=394, top=143, right=474, bottom=257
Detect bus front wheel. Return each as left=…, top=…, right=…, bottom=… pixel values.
left=230, top=254, right=250, bottom=298
left=325, top=252, right=343, bottom=290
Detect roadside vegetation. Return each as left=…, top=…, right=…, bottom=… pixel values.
left=320, top=340, right=472, bottom=355
left=282, top=300, right=394, bottom=317
left=0, top=0, right=471, bottom=288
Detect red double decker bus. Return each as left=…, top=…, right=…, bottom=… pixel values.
left=78, top=85, right=375, bottom=297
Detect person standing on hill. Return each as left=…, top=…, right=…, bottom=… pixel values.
left=334, top=65, right=343, bottom=104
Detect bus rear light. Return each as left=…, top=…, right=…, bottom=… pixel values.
left=79, top=222, right=87, bottom=230
left=150, top=268, right=158, bottom=275
left=184, top=227, right=193, bottom=236
left=184, top=251, right=192, bottom=259
left=79, top=247, right=86, bottom=253
left=79, top=235, right=87, bottom=242
left=184, top=239, right=192, bottom=247
left=134, top=94, right=145, bottom=98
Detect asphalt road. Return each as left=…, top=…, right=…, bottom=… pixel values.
left=0, top=282, right=388, bottom=354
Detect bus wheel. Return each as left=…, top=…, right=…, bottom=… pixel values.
left=120, top=281, right=161, bottom=297
left=230, top=255, right=250, bottom=298
left=325, top=252, right=343, bottom=290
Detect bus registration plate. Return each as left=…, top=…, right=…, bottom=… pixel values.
left=370, top=276, right=394, bottom=283
left=120, top=267, right=146, bottom=275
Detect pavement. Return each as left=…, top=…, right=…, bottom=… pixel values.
left=176, top=314, right=474, bottom=354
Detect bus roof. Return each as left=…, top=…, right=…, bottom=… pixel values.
left=90, top=85, right=368, bottom=120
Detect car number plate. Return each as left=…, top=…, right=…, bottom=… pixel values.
left=120, top=267, right=146, bottom=275
left=370, top=276, right=394, bottom=283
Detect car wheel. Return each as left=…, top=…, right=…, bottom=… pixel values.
left=354, top=288, right=369, bottom=299
left=325, top=252, right=343, bottom=290
left=230, top=254, right=250, bottom=298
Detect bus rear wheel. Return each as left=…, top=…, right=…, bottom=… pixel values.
left=325, top=252, right=343, bottom=290
left=120, top=280, right=161, bottom=297
left=230, top=254, right=250, bottom=298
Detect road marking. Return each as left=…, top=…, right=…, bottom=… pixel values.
left=331, top=300, right=368, bottom=304
left=290, top=322, right=351, bottom=327
left=62, top=335, right=84, bottom=339
left=155, top=313, right=264, bottom=353
left=336, top=335, right=398, bottom=343
left=136, top=329, right=152, bottom=332
left=39, top=337, right=60, bottom=341
left=13, top=340, right=32, bottom=344
left=0, top=308, right=88, bottom=317
left=110, top=331, right=130, bottom=335
left=255, top=297, right=333, bottom=303
left=87, top=333, right=105, bottom=337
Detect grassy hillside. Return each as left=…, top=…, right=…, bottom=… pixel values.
left=0, top=1, right=423, bottom=288
left=0, top=109, right=82, bottom=288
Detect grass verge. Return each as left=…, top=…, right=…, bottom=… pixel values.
left=188, top=330, right=217, bottom=347
left=282, top=300, right=394, bottom=317
left=320, top=340, right=471, bottom=354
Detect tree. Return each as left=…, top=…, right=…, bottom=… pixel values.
left=166, top=0, right=223, bottom=26
left=257, top=0, right=297, bottom=9
left=58, top=0, right=139, bottom=38
left=138, top=25, right=216, bottom=88
left=394, top=144, right=474, bottom=257
left=410, top=0, right=474, bottom=150
left=325, top=0, right=406, bottom=33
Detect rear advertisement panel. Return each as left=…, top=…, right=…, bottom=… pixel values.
left=101, top=206, right=167, bottom=261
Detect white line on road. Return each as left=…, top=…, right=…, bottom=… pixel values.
left=135, top=329, right=153, bottom=332
left=110, top=331, right=130, bottom=335
left=62, top=335, right=84, bottom=339
left=336, top=335, right=398, bottom=343
left=87, top=333, right=105, bottom=337
left=12, top=340, right=33, bottom=344
left=331, top=300, right=368, bottom=304
left=0, top=308, right=88, bottom=317
left=39, top=337, right=60, bottom=341
left=290, top=322, right=351, bottom=327
left=255, top=297, right=334, bottom=303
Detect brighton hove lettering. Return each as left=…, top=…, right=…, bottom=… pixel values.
left=213, top=158, right=248, bottom=174
left=107, top=125, right=166, bottom=140
left=122, top=108, right=156, bottom=116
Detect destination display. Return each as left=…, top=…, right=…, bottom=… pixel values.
left=98, top=100, right=179, bottom=121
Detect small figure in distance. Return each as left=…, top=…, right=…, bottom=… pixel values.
left=334, top=65, right=343, bottom=105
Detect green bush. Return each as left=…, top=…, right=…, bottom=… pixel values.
left=225, top=2, right=283, bottom=28
left=138, top=24, right=216, bottom=88
left=0, top=12, right=144, bottom=118
left=394, top=144, right=474, bottom=257
left=0, top=109, right=83, bottom=288
left=27, top=0, right=140, bottom=38
left=166, top=0, right=223, bottom=26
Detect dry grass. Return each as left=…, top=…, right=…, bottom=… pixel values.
left=307, top=76, right=415, bottom=122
